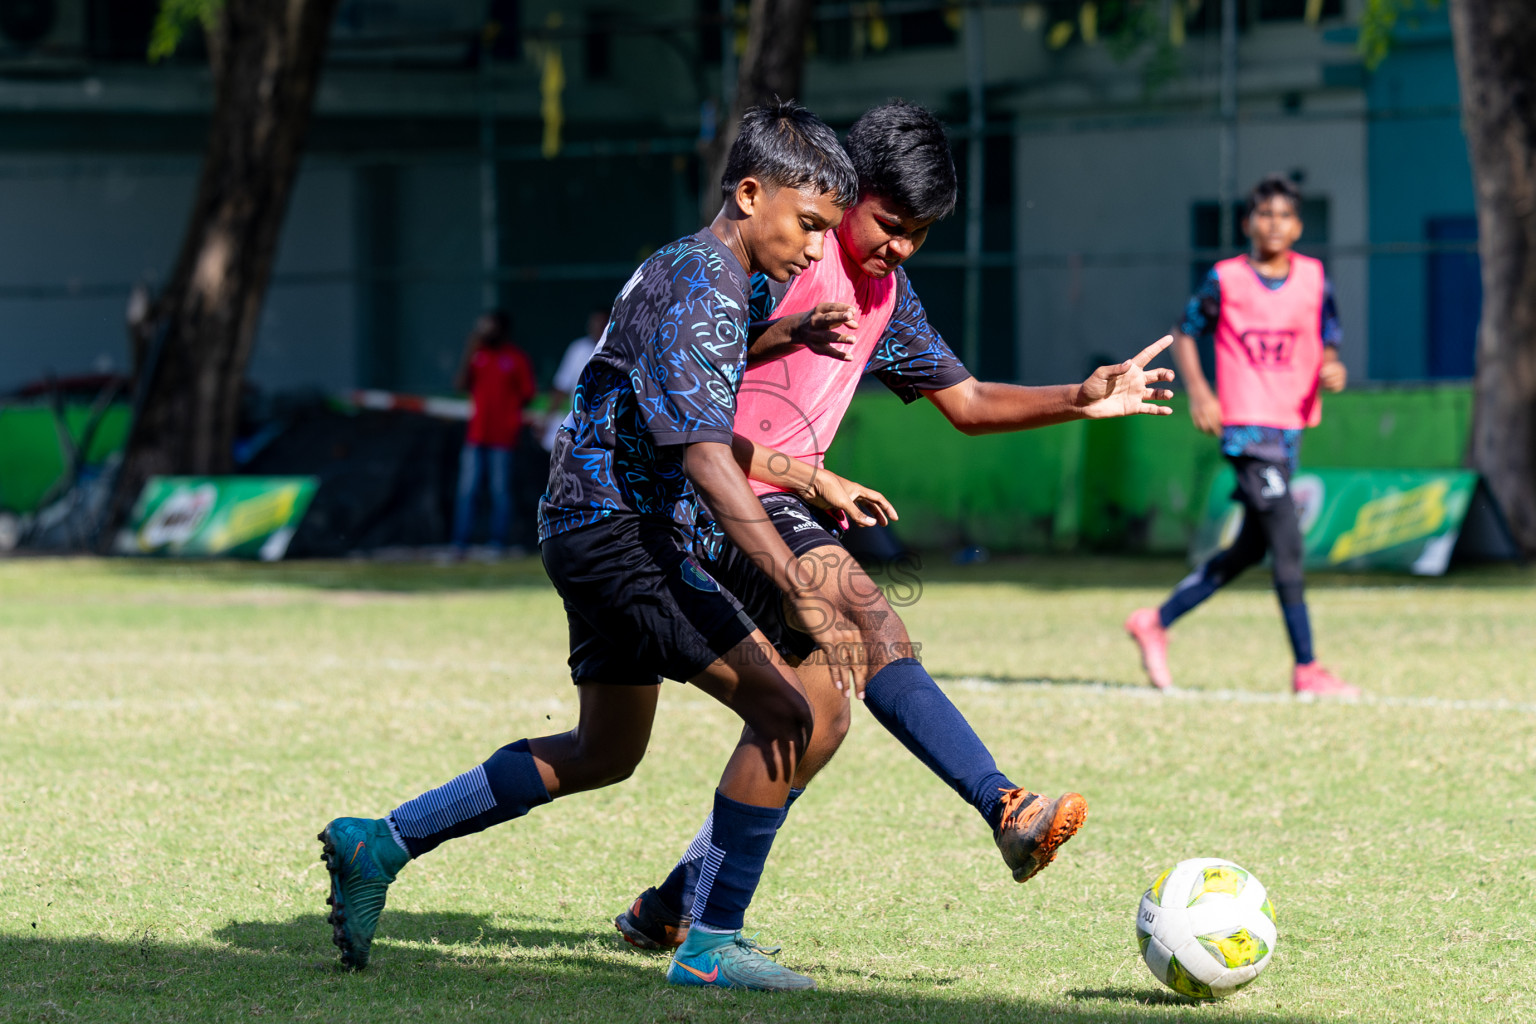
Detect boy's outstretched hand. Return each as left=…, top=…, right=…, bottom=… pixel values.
left=1073, top=335, right=1177, bottom=419
left=749, top=302, right=859, bottom=365
left=798, top=467, right=897, bottom=528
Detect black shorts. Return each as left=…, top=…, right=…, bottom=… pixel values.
left=541, top=515, right=756, bottom=686
left=1228, top=455, right=1294, bottom=514
left=698, top=493, right=845, bottom=665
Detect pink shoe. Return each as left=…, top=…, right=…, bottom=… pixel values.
left=1292, top=662, right=1360, bottom=699
left=1125, top=607, right=1172, bottom=690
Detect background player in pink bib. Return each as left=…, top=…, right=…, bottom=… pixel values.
left=615, top=101, right=1178, bottom=953
left=1126, top=175, right=1358, bottom=699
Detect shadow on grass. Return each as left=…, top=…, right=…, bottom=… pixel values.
left=5, top=913, right=1331, bottom=1024
left=67, top=551, right=1536, bottom=599
left=879, top=553, right=1535, bottom=592
left=212, top=910, right=610, bottom=957
left=1068, top=986, right=1206, bottom=1007
left=101, top=555, right=558, bottom=594
left=932, top=672, right=1144, bottom=691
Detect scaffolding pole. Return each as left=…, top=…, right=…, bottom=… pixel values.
left=963, top=3, right=985, bottom=372
left=478, top=36, right=500, bottom=311
left=1218, top=0, right=1238, bottom=251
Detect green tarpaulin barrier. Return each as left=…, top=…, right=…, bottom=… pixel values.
left=0, top=403, right=130, bottom=513
left=115, top=476, right=318, bottom=560
left=1190, top=467, right=1480, bottom=576
left=828, top=385, right=1473, bottom=555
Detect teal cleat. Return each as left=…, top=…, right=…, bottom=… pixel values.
left=666, top=928, right=815, bottom=992
left=317, top=817, right=410, bottom=970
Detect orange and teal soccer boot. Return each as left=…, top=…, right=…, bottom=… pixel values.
left=994, top=789, right=1088, bottom=883
left=1293, top=662, right=1360, bottom=699
left=1125, top=607, right=1172, bottom=690
left=318, top=816, right=409, bottom=969
left=666, top=929, right=815, bottom=991
left=615, top=886, right=690, bottom=950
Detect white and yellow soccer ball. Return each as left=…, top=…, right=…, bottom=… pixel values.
left=1136, top=858, right=1277, bottom=1000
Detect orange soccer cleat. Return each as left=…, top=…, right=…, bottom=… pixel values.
left=994, top=789, right=1088, bottom=883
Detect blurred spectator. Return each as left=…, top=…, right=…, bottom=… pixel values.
left=452, top=310, right=536, bottom=554
left=541, top=306, right=610, bottom=452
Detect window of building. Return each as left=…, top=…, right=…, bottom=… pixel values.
left=1184, top=0, right=1343, bottom=33
left=86, top=0, right=159, bottom=62
left=813, top=2, right=959, bottom=60
left=1425, top=215, right=1480, bottom=379
left=696, top=0, right=722, bottom=64
left=585, top=9, right=613, bottom=81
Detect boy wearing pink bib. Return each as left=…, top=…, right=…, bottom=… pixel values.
left=615, top=102, right=1178, bottom=953
left=1126, top=176, right=1358, bottom=698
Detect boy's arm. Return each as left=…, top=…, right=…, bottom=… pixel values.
left=1320, top=345, right=1347, bottom=393
left=1318, top=277, right=1347, bottom=393
left=1172, top=331, right=1222, bottom=436
left=729, top=433, right=896, bottom=527
left=924, top=336, right=1176, bottom=435
left=683, top=442, right=865, bottom=692
left=1172, top=268, right=1222, bottom=435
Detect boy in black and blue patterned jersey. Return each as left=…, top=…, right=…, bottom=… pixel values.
left=318, top=102, right=867, bottom=993
left=615, top=102, right=1179, bottom=957
left=1126, top=175, right=1357, bottom=698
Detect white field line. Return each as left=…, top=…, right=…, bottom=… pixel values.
left=947, top=676, right=1536, bottom=715
left=6, top=679, right=1531, bottom=716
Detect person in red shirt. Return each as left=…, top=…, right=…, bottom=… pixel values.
left=451, top=310, right=536, bottom=553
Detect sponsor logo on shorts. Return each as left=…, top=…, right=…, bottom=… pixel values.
left=1260, top=466, right=1287, bottom=499
left=680, top=559, right=720, bottom=593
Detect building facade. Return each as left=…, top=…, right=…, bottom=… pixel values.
left=0, top=0, right=1477, bottom=399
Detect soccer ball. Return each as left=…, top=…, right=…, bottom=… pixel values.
left=1136, top=858, right=1277, bottom=999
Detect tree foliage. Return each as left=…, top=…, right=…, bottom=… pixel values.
left=1358, top=0, right=1444, bottom=69
left=148, top=0, right=221, bottom=63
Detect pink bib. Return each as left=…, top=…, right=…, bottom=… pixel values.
left=1214, top=253, right=1326, bottom=430
left=736, top=231, right=899, bottom=495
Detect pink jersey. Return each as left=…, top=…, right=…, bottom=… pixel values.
left=736, top=232, right=900, bottom=495
left=1214, top=253, right=1326, bottom=430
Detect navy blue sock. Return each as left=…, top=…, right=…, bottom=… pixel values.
left=1281, top=602, right=1315, bottom=665
left=388, top=739, right=550, bottom=858
left=1159, top=564, right=1224, bottom=627
left=658, top=787, right=803, bottom=918
left=862, top=658, right=1016, bottom=830
left=690, top=791, right=781, bottom=933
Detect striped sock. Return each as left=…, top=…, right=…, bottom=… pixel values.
left=690, top=791, right=781, bottom=933
left=389, top=739, right=550, bottom=858
left=657, top=787, right=803, bottom=918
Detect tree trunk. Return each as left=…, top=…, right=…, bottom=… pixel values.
left=104, top=0, right=340, bottom=543
left=1452, top=0, right=1536, bottom=553
left=700, top=0, right=815, bottom=222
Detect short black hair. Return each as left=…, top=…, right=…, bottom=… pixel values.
left=845, top=101, right=958, bottom=222
left=1245, top=174, right=1301, bottom=219
left=721, top=100, right=858, bottom=210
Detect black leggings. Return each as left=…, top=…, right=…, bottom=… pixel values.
left=1205, top=490, right=1306, bottom=607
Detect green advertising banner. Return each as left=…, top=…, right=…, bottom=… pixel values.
left=1191, top=468, right=1480, bottom=576
left=116, top=476, right=318, bottom=560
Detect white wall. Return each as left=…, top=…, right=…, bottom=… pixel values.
left=0, top=156, right=357, bottom=396
left=1013, top=115, right=1369, bottom=385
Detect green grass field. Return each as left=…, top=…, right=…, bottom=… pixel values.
left=3, top=555, right=1534, bottom=1023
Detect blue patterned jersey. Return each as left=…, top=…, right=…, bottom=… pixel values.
left=538, top=230, right=750, bottom=541
left=749, top=265, right=972, bottom=402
